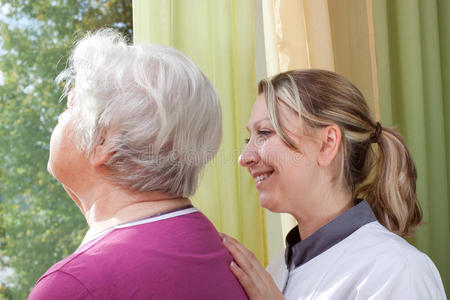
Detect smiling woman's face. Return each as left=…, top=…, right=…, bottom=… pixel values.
left=239, top=94, right=321, bottom=214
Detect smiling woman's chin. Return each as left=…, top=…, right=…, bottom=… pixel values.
left=258, top=194, right=278, bottom=212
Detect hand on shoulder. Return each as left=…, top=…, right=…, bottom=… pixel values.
left=221, top=234, right=285, bottom=300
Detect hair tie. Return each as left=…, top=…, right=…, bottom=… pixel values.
left=370, top=122, right=382, bottom=143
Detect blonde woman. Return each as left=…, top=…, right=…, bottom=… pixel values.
left=223, top=70, right=446, bottom=299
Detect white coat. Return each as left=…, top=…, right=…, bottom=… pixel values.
left=267, top=201, right=446, bottom=299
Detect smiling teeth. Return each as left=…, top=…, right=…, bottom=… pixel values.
left=255, top=173, right=270, bottom=183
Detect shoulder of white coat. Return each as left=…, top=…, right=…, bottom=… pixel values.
left=350, top=222, right=427, bottom=267
left=355, top=222, right=429, bottom=261
left=347, top=221, right=446, bottom=299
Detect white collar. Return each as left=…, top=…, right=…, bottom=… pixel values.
left=79, top=207, right=199, bottom=247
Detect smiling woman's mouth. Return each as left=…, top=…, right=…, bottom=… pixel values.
left=255, top=171, right=274, bottom=183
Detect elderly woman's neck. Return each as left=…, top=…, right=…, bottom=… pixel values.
left=71, top=183, right=191, bottom=235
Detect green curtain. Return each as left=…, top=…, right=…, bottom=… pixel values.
left=132, top=0, right=268, bottom=265
left=373, top=0, right=450, bottom=292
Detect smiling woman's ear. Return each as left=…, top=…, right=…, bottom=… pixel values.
left=317, top=125, right=342, bottom=167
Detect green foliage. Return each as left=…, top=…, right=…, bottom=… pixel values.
left=0, top=1, right=132, bottom=298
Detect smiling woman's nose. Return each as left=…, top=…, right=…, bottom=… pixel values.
left=239, top=145, right=259, bottom=167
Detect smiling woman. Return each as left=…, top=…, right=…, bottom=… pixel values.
left=224, top=69, right=446, bottom=299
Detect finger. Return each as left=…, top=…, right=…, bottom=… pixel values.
left=223, top=236, right=265, bottom=274
left=222, top=236, right=254, bottom=270
left=230, top=261, right=261, bottom=299
left=223, top=237, right=267, bottom=291
left=222, top=235, right=253, bottom=259
left=225, top=240, right=285, bottom=300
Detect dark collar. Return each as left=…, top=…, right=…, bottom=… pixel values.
left=284, top=199, right=376, bottom=269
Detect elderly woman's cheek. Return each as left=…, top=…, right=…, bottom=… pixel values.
left=48, top=123, right=67, bottom=180
left=47, top=117, right=80, bottom=184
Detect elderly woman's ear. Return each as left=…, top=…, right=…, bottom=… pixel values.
left=89, top=137, right=112, bottom=168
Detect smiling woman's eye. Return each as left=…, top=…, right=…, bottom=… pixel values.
left=257, top=130, right=272, bottom=136
left=244, top=129, right=273, bottom=144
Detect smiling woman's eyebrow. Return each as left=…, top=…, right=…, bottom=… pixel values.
left=246, top=117, right=271, bottom=131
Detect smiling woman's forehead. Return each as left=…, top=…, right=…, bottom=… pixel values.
left=246, top=118, right=271, bottom=131
left=246, top=95, right=269, bottom=129
left=246, top=94, right=300, bottom=131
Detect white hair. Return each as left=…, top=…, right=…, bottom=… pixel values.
left=56, top=29, right=222, bottom=197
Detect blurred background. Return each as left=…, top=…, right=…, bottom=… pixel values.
left=0, top=1, right=132, bottom=298
left=0, top=0, right=448, bottom=298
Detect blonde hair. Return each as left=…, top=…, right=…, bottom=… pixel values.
left=259, top=69, right=422, bottom=236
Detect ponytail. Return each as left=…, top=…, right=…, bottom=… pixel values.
left=356, top=126, right=422, bottom=236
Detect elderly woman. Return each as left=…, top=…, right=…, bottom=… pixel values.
left=28, top=29, right=247, bottom=299
left=223, top=70, right=446, bottom=299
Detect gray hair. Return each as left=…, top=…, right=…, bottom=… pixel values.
left=56, top=29, right=222, bottom=197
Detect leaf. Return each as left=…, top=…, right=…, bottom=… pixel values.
left=0, top=0, right=132, bottom=298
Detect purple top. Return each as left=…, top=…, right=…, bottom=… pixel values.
left=28, top=209, right=247, bottom=299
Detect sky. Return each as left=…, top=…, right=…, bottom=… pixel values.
left=0, top=3, right=8, bottom=85
left=0, top=266, right=14, bottom=287
left=0, top=2, right=37, bottom=86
